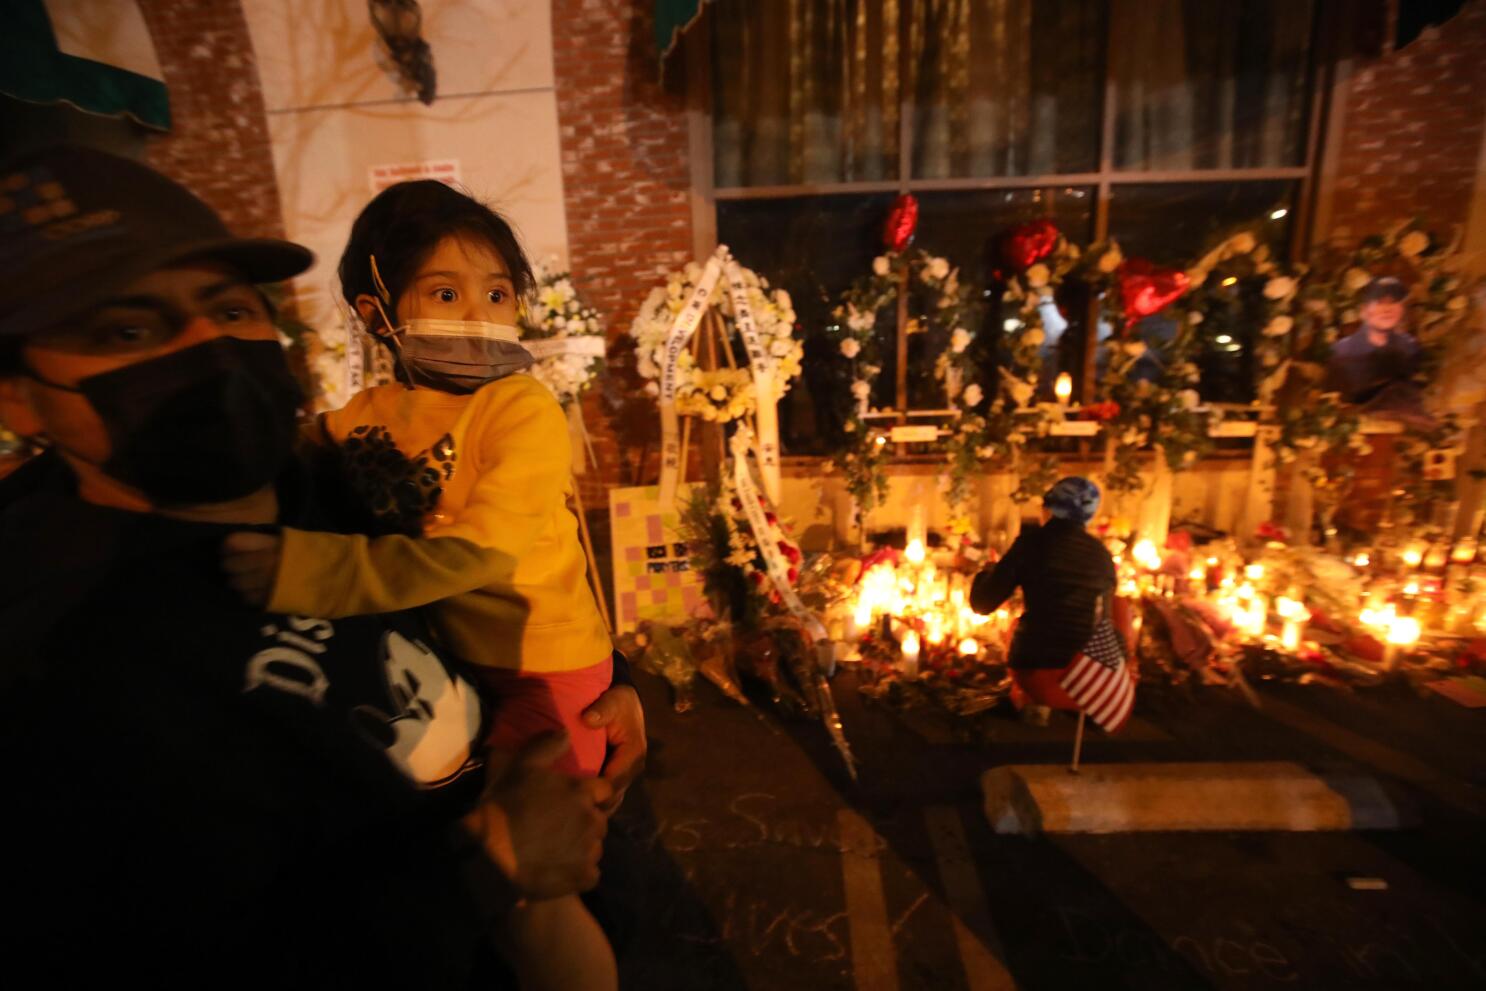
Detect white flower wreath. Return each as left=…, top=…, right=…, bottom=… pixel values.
left=518, top=259, right=606, bottom=406
left=628, top=257, right=804, bottom=423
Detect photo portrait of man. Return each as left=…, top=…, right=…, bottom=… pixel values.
left=1325, top=276, right=1432, bottom=427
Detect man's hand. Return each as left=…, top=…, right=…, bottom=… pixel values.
left=221, top=532, right=283, bottom=607
left=476, top=733, right=612, bottom=899
left=582, top=684, right=646, bottom=815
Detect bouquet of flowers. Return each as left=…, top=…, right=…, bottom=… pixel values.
left=519, top=260, right=606, bottom=406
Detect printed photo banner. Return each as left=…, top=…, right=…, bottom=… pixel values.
left=730, top=425, right=829, bottom=652
left=723, top=259, right=783, bottom=503
left=658, top=245, right=729, bottom=507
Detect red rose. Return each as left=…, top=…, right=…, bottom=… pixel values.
left=750, top=571, right=766, bottom=587
left=787, top=567, right=799, bottom=584
left=779, top=541, right=802, bottom=564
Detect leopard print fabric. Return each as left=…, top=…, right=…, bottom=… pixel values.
left=340, top=425, right=457, bottom=536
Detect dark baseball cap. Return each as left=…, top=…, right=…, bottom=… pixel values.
left=0, top=145, right=313, bottom=339
left=1361, top=276, right=1407, bottom=303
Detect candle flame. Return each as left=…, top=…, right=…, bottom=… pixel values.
left=1386, top=615, right=1420, bottom=646
left=901, top=630, right=921, bottom=657
left=957, top=637, right=978, bottom=656
left=905, top=539, right=926, bottom=565
left=1054, top=372, right=1073, bottom=403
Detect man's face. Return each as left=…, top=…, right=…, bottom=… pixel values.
left=1361, top=297, right=1405, bottom=333
left=0, top=261, right=275, bottom=468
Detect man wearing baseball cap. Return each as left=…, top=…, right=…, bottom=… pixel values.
left=1325, top=276, right=1426, bottom=416
left=0, top=146, right=633, bottom=986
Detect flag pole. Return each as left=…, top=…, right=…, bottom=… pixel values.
left=1070, top=711, right=1086, bottom=774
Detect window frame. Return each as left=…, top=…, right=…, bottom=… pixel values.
left=684, top=3, right=1337, bottom=454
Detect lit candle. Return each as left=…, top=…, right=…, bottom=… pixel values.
left=1281, top=620, right=1302, bottom=652
left=905, top=538, right=926, bottom=565
left=1054, top=372, right=1073, bottom=405
left=1402, top=547, right=1423, bottom=569
left=901, top=630, right=921, bottom=675
left=957, top=637, right=979, bottom=657
left=1383, top=615, right=1420, bottom=671
left=1244, top=563, right=1265, bottom=582
left=1132, top=539, right=1162, bottom=571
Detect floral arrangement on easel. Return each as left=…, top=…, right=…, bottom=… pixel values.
left=629, top=257, right=804, bottom=421
left=944, top=219, right=1084, bottom=515
left=831, top=194, right=977, bottom=523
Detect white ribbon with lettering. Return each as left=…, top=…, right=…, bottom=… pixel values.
left=521, top=336, right=607, bottom=361
left=723, top=260, right=783, bottom=504
left=658, top=246, right=729, bottom=507
left=730, top=424, right=829, bottom=650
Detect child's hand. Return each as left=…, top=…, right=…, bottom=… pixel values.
left=221, top=532, right=284, bottom=607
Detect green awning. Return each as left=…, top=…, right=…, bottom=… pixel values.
left=655, top=0, right=711, bottom=62
left=0, top=0, right=170, bottom=132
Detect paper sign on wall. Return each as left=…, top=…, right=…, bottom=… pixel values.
left=368, top=159, right=462, bottom=192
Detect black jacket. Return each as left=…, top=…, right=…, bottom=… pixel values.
left=970, top=518, right=1117, bottom=669
left=0, top=452, right=519, bottom=988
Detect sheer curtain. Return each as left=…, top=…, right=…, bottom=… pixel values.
left=910, top=0, right=1104, bottom=178
left=1112, top=0, right=1316, bottom=170
left=712, top=0, right=901, bottom=187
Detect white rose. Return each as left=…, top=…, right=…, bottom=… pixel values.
left=1229, top=232, right=1257, bottom=254
left=962, top=383, right=984, bottom=407
left=1022, top=328, right=1045, bottom=348
left=840, top=338, right=861, bottom=358
left=1344, top=268, right=1372, bottom=292
left=643, top=381, right=659, bottom=397
left=1123, top=341, right=1147, bottom=358
left=666, top=279, right=683, bottom=299
left=1264, top=315, right=1294, bottom=337
left=1025, top=263, right=1050, bottom=288
left=637, top=355, right=658, bottom=379
left=1263, top=276, right=1296, bottom=300
left=709, top=385, right=728, bottom=401
left=872, top=256, right=890, bottom=277
left=774, top=289, right=793, bottom=310
left=950, top=327, right=971, bottom=354
left=928, top=257, right=950, bottom=280
left=769, top=338, right=791, bottom=357
left=1398, top=230, right=1429, bottom=257
left=1178, top=389, right=1200, bottom=409
left=851, top=380, right=871, bottom=400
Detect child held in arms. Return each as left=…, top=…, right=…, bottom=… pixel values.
left=221, top=181, right=618, bottom=990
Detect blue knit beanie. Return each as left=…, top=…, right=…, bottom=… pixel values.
left=1044, top=476, right=1101, bottom=524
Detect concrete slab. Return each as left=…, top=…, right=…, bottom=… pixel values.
left=981, top=761, right=1403, bottom=835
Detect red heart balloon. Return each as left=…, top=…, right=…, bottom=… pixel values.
left=1117, top=259, right=1190, bottom=324
left=1002, top=218, right=1060, bottom=272
left=882, top=194, right=919, bottom=252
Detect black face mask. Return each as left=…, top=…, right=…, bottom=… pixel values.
left=29, top=338, right=303, bottom=505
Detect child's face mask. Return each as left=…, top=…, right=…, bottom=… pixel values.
left=391, top=317, right=534, bottom=394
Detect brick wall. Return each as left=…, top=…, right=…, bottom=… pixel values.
left=136, top=0, right=285, bottom=241
left=1325, top=0, right=1486, bottom=244
left=552, top=0, right=695, bottom=502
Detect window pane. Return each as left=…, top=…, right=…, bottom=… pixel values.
left=1112, top=0, right=1316, bottom=170
left=712, top=0, right=901, bottom=187
left=910, top=0, right=1104, bottom=178
left=1109, top=181, right=1296, bottom=267
left=1109, top=181, right=1297, bottom=404
left=719, top=194, right=896, bottom=454
left=914, top=188, right=1095, bottom=408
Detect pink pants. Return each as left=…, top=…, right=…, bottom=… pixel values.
left=474, top=655, right=613, bottom=777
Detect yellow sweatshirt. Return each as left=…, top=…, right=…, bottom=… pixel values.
left=267, top=374, right=612, bottom=673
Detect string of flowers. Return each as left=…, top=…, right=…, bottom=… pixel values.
left=519, top=259, right=606, bottom=406
left=629, top=257, right=804, bottom=423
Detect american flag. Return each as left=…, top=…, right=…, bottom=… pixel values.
left=1059, top=617, right=1135, bottom=733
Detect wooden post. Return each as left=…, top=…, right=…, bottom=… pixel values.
left=894, top=261, right=910, bottom=457
left=1070, top=711, right=1086, bottom=774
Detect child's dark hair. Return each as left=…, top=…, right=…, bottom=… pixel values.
left=338, top=180, right=534, bottom=323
